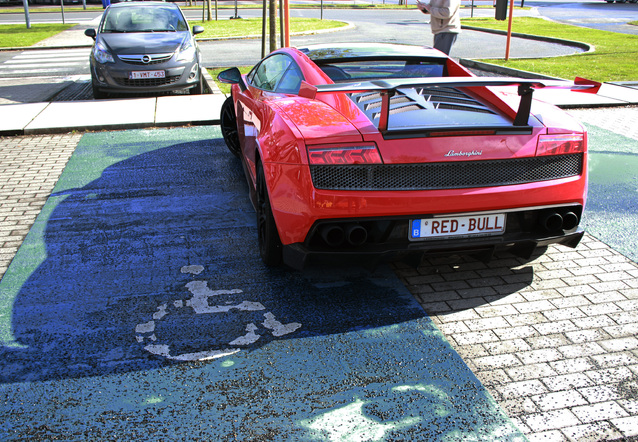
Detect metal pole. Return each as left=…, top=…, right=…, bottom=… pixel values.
left=232, top=0, right=241, bottom=19
left=505, top=0, right=514, bottom=60
left=283, top=0, right=289, bottom=47
left=60, top=0, right=65, bottom=25
left=22, top=0, right=31, bottom=29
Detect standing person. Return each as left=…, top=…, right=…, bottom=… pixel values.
left=416, top=0, right=461, bottom=55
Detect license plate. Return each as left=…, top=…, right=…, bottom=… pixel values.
left=129, top=70, right=165, bottom=79
left=410, top=214, right=506, bottom=240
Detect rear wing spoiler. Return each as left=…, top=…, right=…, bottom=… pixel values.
left=301, top=76, right=601, bottom=130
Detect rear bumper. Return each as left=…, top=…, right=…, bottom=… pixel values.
left=281, top=206, right=585, bottom=269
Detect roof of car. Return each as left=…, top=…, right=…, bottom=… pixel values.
left=108, top=1, right=178, bottom=8
left=297, top=43, right=447, bottom=61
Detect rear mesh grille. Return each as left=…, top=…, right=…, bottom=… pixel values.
left=310, top=154, right=583, bottom=191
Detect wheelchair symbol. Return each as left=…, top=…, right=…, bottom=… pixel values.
left=135, top=265, right=302, bottom=361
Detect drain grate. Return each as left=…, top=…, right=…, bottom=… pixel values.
left=50, top=80, right=93, bottom=101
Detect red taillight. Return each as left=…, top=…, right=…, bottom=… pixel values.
left=536, top=134, right=585, bottom=156
left=308, top=145, right=383, bottom=165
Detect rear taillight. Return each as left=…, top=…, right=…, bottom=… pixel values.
left=308, top=145, right=382, bottom=165
left=536, top=134, right=585, bottom=156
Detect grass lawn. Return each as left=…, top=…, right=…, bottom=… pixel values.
left=462, top=17, right=638, bottom=82
left=191, top=17, right=346, bottom=39
left=0, top=17, right=345, bottom=48
left=0, top=23, right=74, bottom=48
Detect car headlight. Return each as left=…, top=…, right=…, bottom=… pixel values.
left=93, top=40, right=114, bottom=64
left=175, top=37, right=196, bottom=62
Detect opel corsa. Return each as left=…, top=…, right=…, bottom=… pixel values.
left=85, top=1, right=204, bottom=98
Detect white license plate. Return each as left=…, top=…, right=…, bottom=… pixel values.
left=129, top=70, right=165, bottom=79
left=410, top=214, right=506, bottom=240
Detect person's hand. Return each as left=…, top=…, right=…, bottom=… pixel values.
left=416, top=0, right=430, bottom=13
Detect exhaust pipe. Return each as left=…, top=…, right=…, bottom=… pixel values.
left=321, top=225, right=345, bottom=247
left=346, top=224, right=368, bottom=247
left=540, top=212, right=563, bottom=232
left=562, top=212, right=579, bottom=230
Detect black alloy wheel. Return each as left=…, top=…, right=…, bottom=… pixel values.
left=220, top=96, right=241, bottom=158
left=256, top=163, right=283, bottom=267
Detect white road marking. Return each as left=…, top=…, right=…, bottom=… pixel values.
left=135, top=266, right=303, bottom=361
left=180, top=265, right=204, bottom=275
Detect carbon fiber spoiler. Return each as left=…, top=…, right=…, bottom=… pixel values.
left=301, top=76, right=601, bottom=129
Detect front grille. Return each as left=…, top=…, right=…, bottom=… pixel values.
left=310, top=153, right=583, bottom=191
left=118, top=54, right=174, bottom=65
left=115, top=75, right=181, bottom=88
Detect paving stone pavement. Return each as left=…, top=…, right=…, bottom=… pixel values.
left=1, top=107, right=638, bottom=441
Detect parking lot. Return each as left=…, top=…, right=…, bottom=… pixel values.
left=0, top=106, right=637, bottom=440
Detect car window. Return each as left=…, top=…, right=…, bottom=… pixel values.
left=249, top=54, right=302, bottom=94
left=317, top=60, right=446, bottom=82
left=276, top=64, right=303, bottom=94
left=102, top=6, right=188, bottom=33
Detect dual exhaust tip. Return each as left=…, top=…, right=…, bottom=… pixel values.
left=540, top=210, right=579, bottom=233
left=320, top=224, right=368, bottom=248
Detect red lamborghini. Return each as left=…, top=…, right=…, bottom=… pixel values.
left=217, top=43, right=599, bottom=269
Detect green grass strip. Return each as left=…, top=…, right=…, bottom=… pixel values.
left=462, top=17, right=638, bottom=82
left=0, top=23, right=74, bottom=48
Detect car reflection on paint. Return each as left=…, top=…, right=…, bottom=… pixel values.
left=217, top=43, right=600, bottom=270
left=84, top=1, right=204, bottom=99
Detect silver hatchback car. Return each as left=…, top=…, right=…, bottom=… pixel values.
left=85, top=1, right=204, bottom=99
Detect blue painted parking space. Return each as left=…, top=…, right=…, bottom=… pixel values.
left=0, top=127, right=524, bottom=440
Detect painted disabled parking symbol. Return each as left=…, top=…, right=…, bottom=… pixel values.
left=135, top=265, right=301, bottom=361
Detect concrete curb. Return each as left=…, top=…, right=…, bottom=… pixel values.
left=461, top=25, right=595, bottom=58
left=460, top=58, right=563, bottom=80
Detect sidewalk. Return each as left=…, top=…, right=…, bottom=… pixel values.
left=1, top=21, right=638, bottom=135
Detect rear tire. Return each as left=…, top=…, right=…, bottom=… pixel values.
left=220, top=96, right=241, bottom=158
left=256, top=163, right=283, bottom=267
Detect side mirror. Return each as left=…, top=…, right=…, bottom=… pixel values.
left=192, top=25, right=204, bottom=35
left=217, top=67, right=247, bottom=92
left=84, top=28, right=97, bottom=40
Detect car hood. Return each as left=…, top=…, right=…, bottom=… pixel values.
left=99, top=32, right=188, bottom=54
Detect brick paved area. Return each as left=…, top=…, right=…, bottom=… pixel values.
left=1, top=108, right=637, bottom=441
left=0, top=134, right=80, bottom=278
left=394, top=238, right=638, bottom=441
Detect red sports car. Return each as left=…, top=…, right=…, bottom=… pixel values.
left=218, top=43, right=598, bottom=269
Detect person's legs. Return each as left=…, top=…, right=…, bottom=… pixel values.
left=433, top=32, right=458, bottom=55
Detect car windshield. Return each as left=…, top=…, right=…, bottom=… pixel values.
left=102, top=6, right=188, bottom=33
left=316, top=59, right=446, bottom=82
